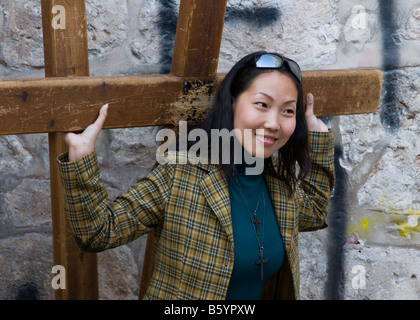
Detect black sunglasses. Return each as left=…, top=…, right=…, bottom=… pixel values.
left=254, top=53, right=302, bottom=83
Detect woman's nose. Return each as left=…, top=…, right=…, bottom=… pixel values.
left=263, top=113, right=280, bottom=131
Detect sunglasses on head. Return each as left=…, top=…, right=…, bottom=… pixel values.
left=254, top=53, right=302, bottom=83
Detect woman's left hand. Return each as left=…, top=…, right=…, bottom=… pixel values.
left=305, top=93, right=329, bottom=132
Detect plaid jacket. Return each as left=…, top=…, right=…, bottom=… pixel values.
left=58, top=131, right=335, bottom=300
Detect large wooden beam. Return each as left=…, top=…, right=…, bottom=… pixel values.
left=0, top=75, right=213, bottom=135
left=171, top=0, right=227, bottom=77
left=41, top=0, right=99, bottom=300
left=302, top=69, right=383, bottom=116
left=42, top=0, right=90, bottom=77
left=0, top=69, right=382, bottom=135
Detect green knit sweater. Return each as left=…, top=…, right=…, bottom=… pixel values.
left=225, top=163, right=284, bottom=300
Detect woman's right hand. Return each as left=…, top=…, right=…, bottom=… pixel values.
left=64, top=103, right=109, bottom=162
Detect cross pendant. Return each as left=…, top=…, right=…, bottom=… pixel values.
left=255, top=249, right=268, bottom=280
left=252, top=210, right=262, bottom=235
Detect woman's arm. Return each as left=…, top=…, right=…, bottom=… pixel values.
left=297, top=94, right=335, bottom=231
left=58, top=104, right=169, bottom=251
left=297, top=130, right=335, bottom=231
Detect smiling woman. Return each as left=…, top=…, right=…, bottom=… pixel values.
left=198, top=52, right=328, bottom=193
left=58, top=51, right=335, bottom=300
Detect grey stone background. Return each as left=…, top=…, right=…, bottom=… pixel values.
left=0, top=0, right=419, bottom=299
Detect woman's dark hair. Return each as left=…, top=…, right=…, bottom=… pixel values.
left=195, top=51, right=310, bottom=195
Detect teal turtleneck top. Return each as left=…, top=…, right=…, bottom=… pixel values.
left=225, top=163, right=284, bottom=300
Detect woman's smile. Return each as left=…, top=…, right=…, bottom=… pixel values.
left=255, top=134, right=278, bottom=146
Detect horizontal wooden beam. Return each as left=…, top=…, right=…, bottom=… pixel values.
left=0, top=69, right=382, bottom=135
left=0, top=75, right=190, bottom=135
left=303, top=68, right=383, bottom=116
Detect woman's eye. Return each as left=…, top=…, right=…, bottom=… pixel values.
left=284, top=109, right=295, bottom=115
left=256, top=102, right=268, bottom=108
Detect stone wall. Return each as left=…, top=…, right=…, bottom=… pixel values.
left=0, top=0, right=419, bottom=300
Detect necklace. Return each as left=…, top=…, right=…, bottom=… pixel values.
left=234, top=175, right=268, bottom=280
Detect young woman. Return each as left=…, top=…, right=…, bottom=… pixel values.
left=58, top=52, right=335, bottom=300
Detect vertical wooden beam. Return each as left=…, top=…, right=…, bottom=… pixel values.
left=42, top=0, right=90, bottom=77
left=170, top=0, right=227, bottom=77
left=41, top=0, right=99, bottom=299
left=139, top=0, right=227, bottom=299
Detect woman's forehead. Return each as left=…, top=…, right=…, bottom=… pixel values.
left=246, top=71, right=298, bottom=98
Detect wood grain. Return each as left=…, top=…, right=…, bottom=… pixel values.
left=41, top=0, right=99, bottom=300
left=0, top=69, right=382, bottom=135
left=170, top=0, right=227, bottom=77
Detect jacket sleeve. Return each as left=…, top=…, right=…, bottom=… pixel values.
left=57, top=150, right=171, bottom=252
left=296, top=130, right=335, bottom=232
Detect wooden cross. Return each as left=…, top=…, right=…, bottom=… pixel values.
left=256, top=248, right=268, bottom=281
left=0, top=0, right=382, bottom=300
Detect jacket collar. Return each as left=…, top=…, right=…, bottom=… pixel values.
left=195, top=160, right=292, bottom=249
left=197, top=163, right=233, bottom=244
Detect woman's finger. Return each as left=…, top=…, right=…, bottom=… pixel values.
left=82, top=104, right=109, bottom=140
left=305, top=93, right=314, bottom=116
left=93, top=103, right=109, bottom=130
left=305, top=93, right=328, bottom=132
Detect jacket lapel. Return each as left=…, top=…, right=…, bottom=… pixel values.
left=263, top=173, right=293, bottom=250
left=198, top=164, right=233, bottom=244
left=195, top=163, right=294, bottom=249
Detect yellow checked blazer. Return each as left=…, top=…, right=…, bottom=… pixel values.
left=58, top=131, right=335, bottom=300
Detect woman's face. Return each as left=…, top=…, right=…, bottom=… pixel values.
left=233, top=71, right=298, bottom=159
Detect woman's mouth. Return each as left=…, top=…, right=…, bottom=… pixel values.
left=256, top=134, right=277, bottom=146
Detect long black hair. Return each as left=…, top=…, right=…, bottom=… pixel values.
left=195, top=51, right=310, bottom=195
